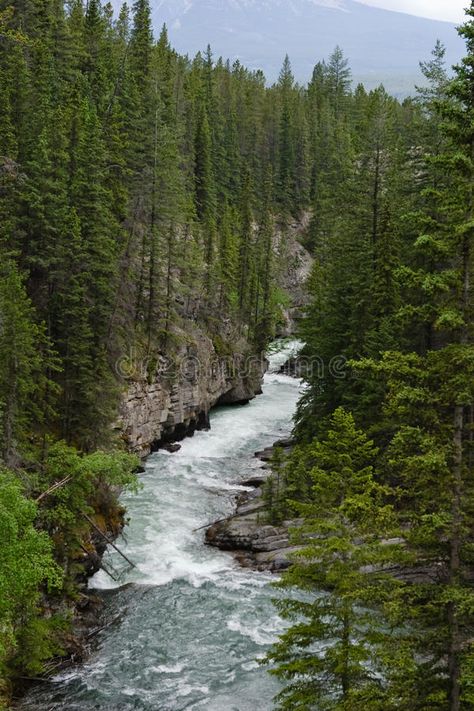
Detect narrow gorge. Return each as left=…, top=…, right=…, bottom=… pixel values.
left=3, top=0, right=473, bottom=705
left=118, top=216, right=312, bottom=459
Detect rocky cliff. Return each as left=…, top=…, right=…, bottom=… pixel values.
left=118, top=216, right=311, bottom=458
left=119, top=324, right=266, bottom=458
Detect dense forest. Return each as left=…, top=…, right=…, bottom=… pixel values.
left=0, top=0, right=473, bottom=707
left=263, top=6, right=474, bottom=711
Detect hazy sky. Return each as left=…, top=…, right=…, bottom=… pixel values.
left=358, top=0, right=467, bottom=23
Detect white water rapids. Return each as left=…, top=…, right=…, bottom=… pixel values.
left=20, top=340, right=303, bottom=711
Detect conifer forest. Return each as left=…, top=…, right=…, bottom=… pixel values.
left=0, top=0, right=474, bottom=709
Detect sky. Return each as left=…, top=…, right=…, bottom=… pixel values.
left=357, top=0, right=467, bottom=23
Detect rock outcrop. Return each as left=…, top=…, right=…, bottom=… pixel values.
left=206, top=439, right=298, bottom=572
left=206, top=488, right=298, bottom=572
left=119, top=324, right=266, bottom=458
left=275, top=213, right=313, bottom=337
left=278, top=353, right=310, bottom=378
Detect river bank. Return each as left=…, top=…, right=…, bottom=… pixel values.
left=205, top=438, right=299, bottom=572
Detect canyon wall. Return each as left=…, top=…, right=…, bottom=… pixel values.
left=118, top=216, right=312, bottom=458
left=119, top=324, right=266, bottom=458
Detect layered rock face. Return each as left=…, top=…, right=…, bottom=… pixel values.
left=119, top=325, right=266, bottom=458
left=275, top=213, right=313, bottom=337
left=205, top=488, right=299, bottom=573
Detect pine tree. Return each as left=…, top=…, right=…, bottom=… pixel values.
left=254, top=168, right=275, bottom=348
left=218, top=202, right=239, bottom=311
left=62, top=94, right=120, bottom=448
left=326, top=46, right=352, bottom=119
left=237, top=166, right=255, bottom=325
left=194, top=100, right=218, bottom=292
left=263, top=446, right=286, bottom=525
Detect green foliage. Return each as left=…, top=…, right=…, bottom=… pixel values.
left=281, top=7, right=474, bottom=709
left=265, top=409, right=404, bottom=710
left=36, top=441, right=139, bottom=546
left=2, top=0, right=474, bottom=705
left=0, top=469, right=62, bottom=680
left=0, top=441, right=139, bottom=696
left=1, top=12, right=315, bottom=694
left=0, top=260, right=59, bottom=465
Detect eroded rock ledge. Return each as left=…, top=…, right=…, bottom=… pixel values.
left=206, top=439, right=298, bottom=572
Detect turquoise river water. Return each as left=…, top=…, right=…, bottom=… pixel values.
left=20, top=341, right=303, bottom=711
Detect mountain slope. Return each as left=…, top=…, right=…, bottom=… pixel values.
left=146, top=0, right=464, bottom=94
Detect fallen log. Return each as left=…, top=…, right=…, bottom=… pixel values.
left=81, top=512, right=136, bottom=569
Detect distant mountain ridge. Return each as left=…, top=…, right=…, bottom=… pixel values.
left=133, top=0, right=465, bottom=95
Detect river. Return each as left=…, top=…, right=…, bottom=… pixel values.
left=20, top=340, right=303, bottom=711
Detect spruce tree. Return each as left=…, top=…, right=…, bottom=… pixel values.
left=277, top=55, right=295, bottom=214
left=353, top=10, right=474, bottom=706
left=0, top=261, right=55, bottom=465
